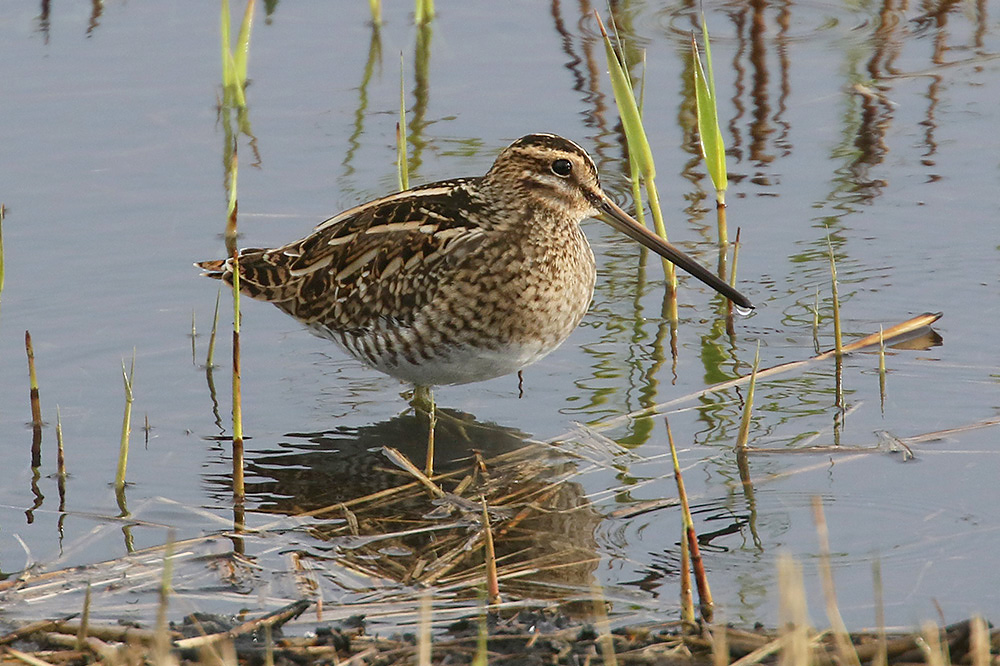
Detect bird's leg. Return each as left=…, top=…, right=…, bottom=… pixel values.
left=412, top=385, right=437, bottom=476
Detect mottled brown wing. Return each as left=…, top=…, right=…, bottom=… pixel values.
left=198, top=178, right=489, bottom=335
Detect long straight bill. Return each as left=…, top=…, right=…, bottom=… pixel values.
left=599, top=196, right=754, bottom=311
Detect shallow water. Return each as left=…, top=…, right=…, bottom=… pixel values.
left=0, top=1, right=998, bottom=634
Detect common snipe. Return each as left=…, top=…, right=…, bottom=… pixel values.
left=198, top=133, right=752, bottom=388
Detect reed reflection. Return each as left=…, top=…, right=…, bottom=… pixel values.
left=212, top=410, right=602, bottom=605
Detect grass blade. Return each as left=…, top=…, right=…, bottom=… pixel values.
left=233, top=0, right=255, bottom=86
left=691, top=32, right=726, bottom=195
left=594, top=12, right=653, bottom=180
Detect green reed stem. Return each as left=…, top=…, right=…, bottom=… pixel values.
left=729, top=228, right=741, bottom=290
left=596, top=12, right=679, bottom=297
left=56, top=406, right=66, bottom=480
left=735, top=341, right=760, bottom=451
left=233, top=0, right=255, bottom=86
left=25, top=331, right=42, bottom=428
left=414, top=0, right=434, bottom=25
left=115, top=351, right=135, bottom=490
left=828, top=237, right=842, bottom=356
left=812, top=287, right=820, bottom=353
left=691, top=27, right=728, bottom=245
left=369, top=0, right=382, bottom=27
left=228, top=152, right=245, bottom=503
left=471, top=590, right=488, bottom=666
left=206, top=286, right=222, bottom=368
left=397, top=52, right=409, bottom=191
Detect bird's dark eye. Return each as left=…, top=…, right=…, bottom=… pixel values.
left=551, top=158, right=573, bottom=177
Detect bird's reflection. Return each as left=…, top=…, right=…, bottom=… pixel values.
left=221, top=408, right=602, bottom=606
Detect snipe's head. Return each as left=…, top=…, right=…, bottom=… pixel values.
left=482, top=133, right=606, bottom=222
left=485, top=133, right=754, bottom=311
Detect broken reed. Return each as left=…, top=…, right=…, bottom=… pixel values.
left=664, top=417, right=713, bottom=622
left=25, top=330, right=42, bottom=428
left=25, top=331, right=43, bottom=468
left=691, top=17, right=729, bottom=246
left=595, top=11, right=678, bottom=302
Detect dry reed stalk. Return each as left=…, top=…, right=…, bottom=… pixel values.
left=418, top=590, right=431, bottom=666
left=776, top=553, right=811, bottom=666
left=969, top=616, right=989, bottom=666
left=4, top=646, right=56, bottom=666
left=711, top=621, right=729, bottom=666
left=173, top=600, right=310, bottom=650
left=919, top=622, right=947, bottom=666
left=679, top=527, right=695, bottom=629
left=481, top=498, right=500, bottom=604
left=589, top=583, right=618, bottom=666
left=76, top=582, right=91, bottom=650
left=872, top=558, right=888, bottom=666
left=382, top=447, right=445, bottom=498
left=878, top=325, right=887, bottom=412
left=152, top=533, right=175, bottom=665
left=665, top=418, right=713, bottom=621
left=812, top=497, right=861, bottom=666
left=588, top=312, right=942, bottom=432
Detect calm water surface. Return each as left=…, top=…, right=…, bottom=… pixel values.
left=0, top=1, right=998, bottom=633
